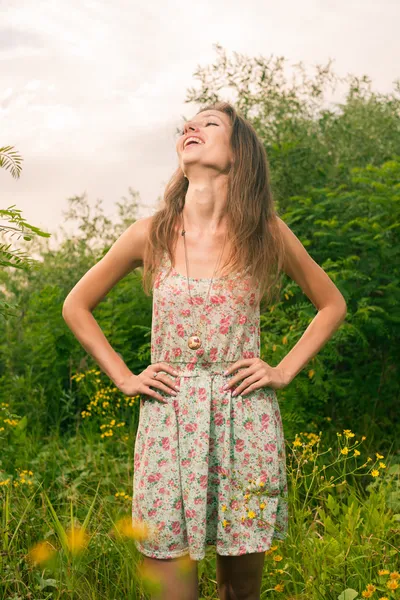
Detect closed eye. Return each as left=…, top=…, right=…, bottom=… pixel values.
left=178, top=121, right=219, bottom=136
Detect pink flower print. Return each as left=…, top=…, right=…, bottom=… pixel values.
left=157, top=521, right=166, bottom=532
left=158, top=458, right=168, bottom=468
left=210, top=294, right=226, bottom=304
left=161, top=437, right=170, bottom=451
left=174, top=499, right=182, bottom=510
left=155, top=336, right=162, bottom=345
left=148, top=508, right=157, bottom=517
left=235, top=438, right=245, bottom=452
left=194, top=496, right=203, bottom=505
left=214, top=412, right=225, bottom=427
left=249, top=292, right=256, bottom=306
left=238, top=314, right=247, bottom=324
left=230, top=499, right=240, bottom=511
left=181, top=309, right=191, bottom=316
left=196, top=347, right=205, bottom=357
left=185, top=508, right=196, bottom=519
left=165, top=415, right=172, bottom=427
left=173, top=347, right=182, bottom=358
left=243, top=452, right=251, bottom=465
left=181, top=458, right=191, bottom=467
left=169, top=543, right=180, bottom=552
left=210, top=347, right=218, bottom=361
left=220, top=324, right=230, bottom=334
left=185, top=422, right=198, bottom=433
left=244, top=419, right=253, bottom=431
left=176, top=324, right=185, bottom=338
left=264, top=442, right=276, bottom=453
left=188, top=472, right=196, bottom=483
left=200, top=475, right=208, bottom=489
left=190, top=295, right=204, bottom=306
left=171, top=521, right=181, bottom=535
left=261, top=413, right=270, bottom=430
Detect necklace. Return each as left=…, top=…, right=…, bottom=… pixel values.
left=181, top=215, right=227, bottom=350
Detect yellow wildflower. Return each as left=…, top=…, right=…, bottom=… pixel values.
left=361, top=435, right=366, bottom=440
left=27, top=541, right=55, bottom=565
left=378, top=569, right=390, bottom=575
left=390, top=572, right=399, bottom=579
left=308, top=370, right=315, bottom=378
left=361, top=591, right=372, bottom=598
left=272, top=554, right=283, bottom=562
left=376, top=453, right=384, bottom=459
left=387, top=579, right=399, bottom=590
left=341, top=447, right=349, bottom=455
left=116, top=516, right=150, bottom=541
left=343, top=429, right=355, bottom=438
left=379, top=462, right=386, bottom=469
left=274, top=583, right=284, bottom=592
left=66, top=526, right=89, bottom=555
left=366, top=584, right=376, bottom=592
left=282, top=336, right=288, bottom=345
left=293, top=438, right=302, bottom=447
left=371, top=470, right=380, bottom=477
left=354, top=449, right=361, bottom=456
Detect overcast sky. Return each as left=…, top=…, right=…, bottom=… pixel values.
left=1, top=0, right=399, bottom=243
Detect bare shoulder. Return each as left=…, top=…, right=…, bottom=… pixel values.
left=62, top=215, right=154, bottom=312
left=276, top=216, right=346, bottom=312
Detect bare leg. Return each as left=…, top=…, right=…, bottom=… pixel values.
left=216, top=551, right=265, bottom=600
left=138, top=553, right=199, bottom=600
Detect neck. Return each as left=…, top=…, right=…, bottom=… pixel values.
left=182, top=174, right=229, bottom=237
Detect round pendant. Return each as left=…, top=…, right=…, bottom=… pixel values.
left=188, top=334, right=202, bottom=350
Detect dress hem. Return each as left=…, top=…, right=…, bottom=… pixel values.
left=135, top=529, right=289, bottom=561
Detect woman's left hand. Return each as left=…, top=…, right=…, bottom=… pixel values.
left=222, top=358, right=292, bottom=396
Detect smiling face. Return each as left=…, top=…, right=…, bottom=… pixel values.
left=176, top=109, right=234, bottom=178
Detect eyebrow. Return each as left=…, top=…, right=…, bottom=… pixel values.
left=192, top=113, right=225, bottom=122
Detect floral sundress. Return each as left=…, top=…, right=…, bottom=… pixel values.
left=131, top=251, right=288, bottom=561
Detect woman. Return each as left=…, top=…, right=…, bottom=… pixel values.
left=62, top=101, right=347, bottom=600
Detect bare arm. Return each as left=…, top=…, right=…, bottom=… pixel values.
left=275, top=217, right=347, bottom=383
left=62, top=216, right=151, bottom=388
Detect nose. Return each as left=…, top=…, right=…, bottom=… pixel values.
left=183, top=120, right=200, bottom=135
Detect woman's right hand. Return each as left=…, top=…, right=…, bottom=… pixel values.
left=117, top=362, right=180, bottom=404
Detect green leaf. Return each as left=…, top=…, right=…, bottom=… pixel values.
left=338, top=589, right=358, bottom=600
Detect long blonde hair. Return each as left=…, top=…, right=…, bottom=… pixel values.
left=142, top=101, right=286, bottom=307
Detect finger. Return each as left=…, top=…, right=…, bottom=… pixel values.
left=147, top=376, right=178, bottom=396
left=224, top=358, right=254, bottom=376
left=233, top=372, right=263, bottom=396
left=142, top=387, right=168, bottom=404
left=158, top=362, right=179, bottom=376
left=241, top=375, right=271, bottom=396
left=156, top=373, right=181, bottom=392
left=223, top=365, right=257, bottom=390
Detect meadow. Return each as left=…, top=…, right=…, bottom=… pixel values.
left=1, top=50, right=399, bottom=598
